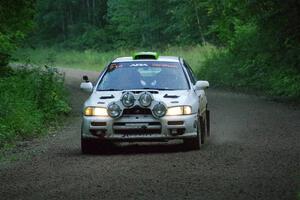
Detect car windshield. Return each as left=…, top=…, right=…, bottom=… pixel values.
left=97, top=61, right=189, bottom=91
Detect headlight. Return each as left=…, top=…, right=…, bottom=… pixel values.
left=84, top=107, right=108, bottom=116
left=121, top=92, right=135, bottom=107
left=152, top=102, right=167, bottom=118
left=107, top=103, right=122, bottom=118
left=166, top=106, right=192, bottom=116
left=139, top=92, right=152, bottom=107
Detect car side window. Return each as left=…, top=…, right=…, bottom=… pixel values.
left=183, top=60, right=197, bottom=85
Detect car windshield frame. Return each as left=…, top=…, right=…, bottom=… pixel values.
left=96, top=61, right=190, bottom=91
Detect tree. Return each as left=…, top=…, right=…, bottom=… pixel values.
left=33, top=0, right=108, bottom=49
left=107, top=0, right=173, bottom=48
left=0, top=0, right=36, bottom=65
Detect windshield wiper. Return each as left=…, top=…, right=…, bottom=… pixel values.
left=97, top=89, right=122, bottom=91
left=140, top=87, right=176, bottom=91
left=98, top=88, right=177, bottom=91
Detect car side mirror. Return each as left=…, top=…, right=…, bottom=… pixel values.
left=80, top=75, right=93, bottom=92
left=80, top=82, right=93, bottom=93
left=194, top=80, right=209, bottom=90
left=83, top=75, right=89, bottom=82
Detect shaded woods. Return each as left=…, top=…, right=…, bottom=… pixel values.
left=1, top=0, right=298, bottom=98
left=0, top=1, right=70, bottom=149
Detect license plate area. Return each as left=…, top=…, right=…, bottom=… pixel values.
left=113, top=122, right=161, bottom=135
left=126, top=123, right=148, bottom=129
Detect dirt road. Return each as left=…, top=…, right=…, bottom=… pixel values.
left=0, top=68, right=299, bottom=200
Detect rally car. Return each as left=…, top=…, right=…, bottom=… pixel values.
left=80, top=52, right=210, bottom=153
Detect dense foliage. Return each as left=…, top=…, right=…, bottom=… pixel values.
left=0, top=1, right=70, bottom=148
left=32, top=0, right=108, bottom=49
left=0, top=0, right=35, bottom=65
left=24, top=0, right=299, bottom=98
left=0, top=67, right=70, bottom=148
left=30, top=0, right=214, bottom=49
left=1, top=0, right=300, bottom=99
left=199, top=0, right=300, bottom=98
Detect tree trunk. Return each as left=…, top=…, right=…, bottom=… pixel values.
left=86, top=0, right=90, bottom=23
left=69, top=5, right=73, bottom=25
left=192, top=0, right=206, bottom=45
left=92, top=0, right=95, bottom=25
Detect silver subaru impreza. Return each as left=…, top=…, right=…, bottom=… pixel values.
left=80, top=52, right=210, bottom=153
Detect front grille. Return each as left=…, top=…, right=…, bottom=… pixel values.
left=114, top=129, right=161, bottom=135
left=113, top=122, right=162, bottom=135
left=123, top=106, right=152, bottom=115
left=114, top=122, right=160, bottom=126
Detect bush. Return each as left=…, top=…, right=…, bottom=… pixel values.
left=199, top=46, right=300, bottom=99
left=0, top=66, right=71, bottom=148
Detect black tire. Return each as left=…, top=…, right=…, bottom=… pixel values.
left=200, top=115, right=206, bottom=144
left=206, top=110, right=210, bottom=137
left=184, top=119, right=201, bottom=150
left=81, top=138, right=97, bottom=154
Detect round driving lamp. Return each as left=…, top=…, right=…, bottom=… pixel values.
left=121, top=92, right=135, bottom=107
left=152, top=102, right=167, bottom=118
left=107, top=103, right=121, bottom=118
left=139, top=92, right=152, bottom=107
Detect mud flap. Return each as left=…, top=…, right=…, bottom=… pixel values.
left=206, top=110, right=210, bottom=137
left=199, top=115, right=206, bottom=144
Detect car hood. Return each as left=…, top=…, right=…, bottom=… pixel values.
left=85, top=90, right=198, bottom=108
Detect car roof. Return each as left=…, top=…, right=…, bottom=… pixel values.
left=112, top=56, right=180, bottom=63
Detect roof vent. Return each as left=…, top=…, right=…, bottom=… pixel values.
left=133, top=52, right=159, bottom=60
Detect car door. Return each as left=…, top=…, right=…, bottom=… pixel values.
left=183, top=60, right=207, bottom=115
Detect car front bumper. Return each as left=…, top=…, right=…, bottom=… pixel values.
left=81, top=114, right=198, bottom=141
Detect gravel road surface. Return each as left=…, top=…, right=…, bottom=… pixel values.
left=0, top=68, right=299, bottom=200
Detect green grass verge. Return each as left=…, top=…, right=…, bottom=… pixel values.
left=13, top=45, right=300, bottom=99
left=12, top=45, right=215, bottom=72
left=0, top=66, right=71, bottom=150
left=13, top=48, right=131, bottom=71
left=199, top=48, right=300, bottom=99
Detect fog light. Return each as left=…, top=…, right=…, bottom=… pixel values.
left=107, top=103, right=121, bottom=118
left=139, top=92, right=152, bottom=107
left=90, top=130, right=106, bottom=137
left=171, top=129, right=178, bottom=135
left=121, top=92, right=135, bottom=107
left=169, top=128, right=185, bottom=136
left=152, top=102, right=167, bottom=118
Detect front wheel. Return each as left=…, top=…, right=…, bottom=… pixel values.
left=184, top=120, right=201, bottom=150
left=206, top=110, right=210, bottom=137
left=200, top=115, right=206, bottom=144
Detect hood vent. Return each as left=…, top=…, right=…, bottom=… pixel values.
left=163, top=94, right=179, bottom=98
left=99, top=95, right=115, bottom=99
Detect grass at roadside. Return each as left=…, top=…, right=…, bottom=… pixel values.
left=199, top=48, right=300, bottom=99
left=12, top=45, right=215, bottom=72
left=0, top=66, right=71, bottom=151
left=13, top=45, right=300, bottom=99
left=13, top=48, right=127, bottom=71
